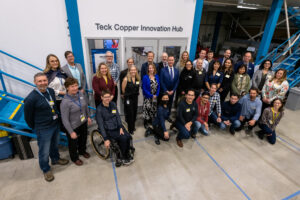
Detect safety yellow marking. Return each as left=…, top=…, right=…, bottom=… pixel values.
left=9, top=103, right=22, bottom=119
left=0, top=94, right=6, bottom=100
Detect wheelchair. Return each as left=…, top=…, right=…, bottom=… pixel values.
left=90, top=121, right=135, bottom=162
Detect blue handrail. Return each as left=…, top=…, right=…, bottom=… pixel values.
left=0, top=50, right=43, bottom=71
left=0, top=70, right=35, bottom=88
left=0, top=125, right=37, bottom=139
left=256, top=30, right=300, bottom=66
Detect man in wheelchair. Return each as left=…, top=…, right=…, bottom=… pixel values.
left=96, top=90, right=134, bottom=167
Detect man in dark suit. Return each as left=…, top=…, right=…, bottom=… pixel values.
left=234, top=51, right=255, bottom=78
left=62, top=51, right=86, bottom=93
left=157, top=52, right=168, bottom=76
left=218, top=49, right=231, bottom=66
left=160, top=55, right=179, bottom=111
left=140, top=51, right=158, bottom=80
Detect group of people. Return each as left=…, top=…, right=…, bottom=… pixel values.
left=23, top=48, right=289, bottom=182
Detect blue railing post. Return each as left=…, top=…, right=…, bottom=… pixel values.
left=0, top=71, right=7, bottom=92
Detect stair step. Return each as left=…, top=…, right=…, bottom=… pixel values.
left=0, top=101, right=22, bottom=120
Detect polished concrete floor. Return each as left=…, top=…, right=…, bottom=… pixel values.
left=0, top=108, right=300, bottom=200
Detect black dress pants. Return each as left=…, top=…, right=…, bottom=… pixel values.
left=124, top=95, right=138, bottom=133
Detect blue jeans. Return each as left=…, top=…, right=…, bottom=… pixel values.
left=209, top=112, right=222, bottom=128
left=194, top=121, right=209, bottom=135
left=176, top=121, right=198, bottom=140
left=259, top=124, right=276, bottom=144
left=220, top=120, right=241, bottom=132
left=36, top=124, right=60, bottom=173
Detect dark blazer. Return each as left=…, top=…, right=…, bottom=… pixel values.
left=92, top=76, right=115, bottom=102
left=142, top=74, right=160, bottom=98
left=141, top=62, right=159, bottom=80
left=160, top=67, right=179, bottom=93
left=234, top=61, right=255, bottom=79
left=157, top=61, right=167, bottom=75
left=62, top=63, right=86, bottom=90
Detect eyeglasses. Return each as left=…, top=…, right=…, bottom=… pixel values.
left=50, top=60, right=58, bottom=63
left=102, top=96, right=111, bottom=98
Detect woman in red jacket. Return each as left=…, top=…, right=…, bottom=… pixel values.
left=194, top=91, right=210, bottom=136
left=92, top=63, right=115, bottom=107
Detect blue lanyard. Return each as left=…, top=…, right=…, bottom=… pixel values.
left=35, top=88, right=55, bottom=112
left=67, top=93, right=82, bottom=113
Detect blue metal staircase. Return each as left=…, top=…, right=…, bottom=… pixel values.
left=288, top=7, right=300, bottom=29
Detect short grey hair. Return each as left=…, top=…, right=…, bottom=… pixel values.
left=34, top=72, right=47, bottom=81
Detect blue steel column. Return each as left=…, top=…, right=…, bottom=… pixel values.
left=65, top=0, right=86, bottom=74
left=190, top=0, right=204, bottom=61
left=211, top=12, right=223, bottom=52
left=255, top=0, right=284, bottom=64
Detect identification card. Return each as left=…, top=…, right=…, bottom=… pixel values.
left=53, top=114, right=58, bottom=120
left=80, top=97, right=84, bottom=99
left=225, top=74, right=230, bottom=78
left=199, top=71, right=202, bottom=75
left=240, top=75, right=243, bottom=78
left=126, top=100, right=130, bottom=105
left=51, top=109, right=55, bottom=113
left=269, top=120, right=273, bottom=125
left=186, top=108, right=190, bottom=112
left=80, top=114, right=86, bottom=122
left=49, top=101, right=54, bottom=106
left=251, top=106, right=256, bottom=110
left=136, top=81, right=139, bottom=85
left=112, top=109, right=117, bottom=114
left=216, top=73, right=220, bottom=76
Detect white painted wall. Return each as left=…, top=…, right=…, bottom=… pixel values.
left=0, top=0, right=71, bottom=97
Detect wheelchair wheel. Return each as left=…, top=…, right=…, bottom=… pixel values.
left=90, top=130, right=109, bottom=160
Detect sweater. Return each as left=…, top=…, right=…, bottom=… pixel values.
left=221, top=101, right=241, bottom=122
left=259, top=107, right=284, bottom=131
left=178, top=68, right=196, bottom=94
left=60, top=92, right=90, bottom=134
left=24, top=88, right=59, bottom=131
left=231, top=74, right=251, bottom=95
left=195, top=96, right=210, bottom=124
left=92, top=76, right=115, bottom=102
left=176, top=100, right=198, bottom=125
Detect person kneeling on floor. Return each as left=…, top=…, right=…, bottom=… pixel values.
left=152, top=93, right=171, bottom=145
left=96, top=90, right=133, bottom=167
left=220, top=93, right=242, bottom=135
left=175, top=89, right=198, bottom=148
left=195, top=91, right=210, bottom=136
left=257, top=98, right=284, bottom=145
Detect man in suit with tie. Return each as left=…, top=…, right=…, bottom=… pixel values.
left=160, top=55, right=179, bottom=111
left=157, top=52, right=168, bottom=76
left=234, top=51, right=255, bottom=78
left=218, top=49, right=231, bottom=66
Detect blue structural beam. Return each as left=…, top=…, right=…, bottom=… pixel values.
left=211, top=12, right=223, bottom=52
left=65, top=0, right=86, bottom=74
left=255, top=0, right=284, bottom=64
left=190, top=0, right=204, bottom=61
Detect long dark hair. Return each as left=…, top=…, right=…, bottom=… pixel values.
left=271, top=98, right=284, bottom=112
left=259, top=59, right=273, bottom=70
left=221, top=58, right=233, bottom=74
left=208, top=60, right=221, bottom=75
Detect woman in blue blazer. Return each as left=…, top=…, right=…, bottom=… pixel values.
left=142, top=64, right=160, bottom=136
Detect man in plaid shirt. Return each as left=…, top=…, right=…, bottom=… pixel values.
left=208, top=83, right=222, bottom=125
left=105, top=51, right=120, bottom=103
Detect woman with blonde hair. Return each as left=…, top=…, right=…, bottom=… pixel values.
left=92, top=62, right=115, bottom=107
left=261, top=68, right=289, bottom=111
left=176, top=51, right=189, bottom=74
left=122, top=65, right=140, bottom=134
left=44, top=54, right=68, bottom=114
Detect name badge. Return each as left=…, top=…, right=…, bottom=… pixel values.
left=240, top=75, right=243, bottom=78
left=49, top=101, right=54, bottom=106
left=225, top=74, right=230, bottom=78
left=186, top=108, right=190, bottom=112
left=269, top=120, right=273, bottom=125
left=214, top=100, right=217, bottom=103
left=267, top=75, right=272, bottom=79
left=80, top=114, right=86, bottom=122
left=112, top=109, right=117, bottom=114
left=251, top=106, right=256, bottom=110
left=53, top=114, right=58, bottom=120
left=136, top=81, right=139, bottom=85
left=126, top=100, right=130, bottom=105
left=51, top=109, right=55, bottom=113
left=199, top=71, right=202, bottom=75
left=216, top=73, right=220, bottom=76
left=80, top=97, right=84, bottom=99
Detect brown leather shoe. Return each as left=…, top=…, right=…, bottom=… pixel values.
left=44, top=171, right=54, bottom=182
left=80, top=152, right=90, bottom=159
left=52, top=158, right=69, bottom=165
left=74, top=159, right=83, bottom=166
left=176, top=138, right=183, bottom=148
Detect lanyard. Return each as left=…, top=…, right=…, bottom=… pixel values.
left=35, top=88, right=55, bottom=113
left=271, top=107, right=280, bottom=123
left=67, top=93, right=82, bottom=113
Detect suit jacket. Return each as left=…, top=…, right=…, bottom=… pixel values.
left=62, top=63, right=86, bottom=90
left=141, top=62, right=159, bottom=80
left=234, top=61, right=255, bottom=79
left=157, top=61, right=167, bottom=75
left=92, top=76, right=115, bottom=101
left=160, top=66, right=179, bottom=93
